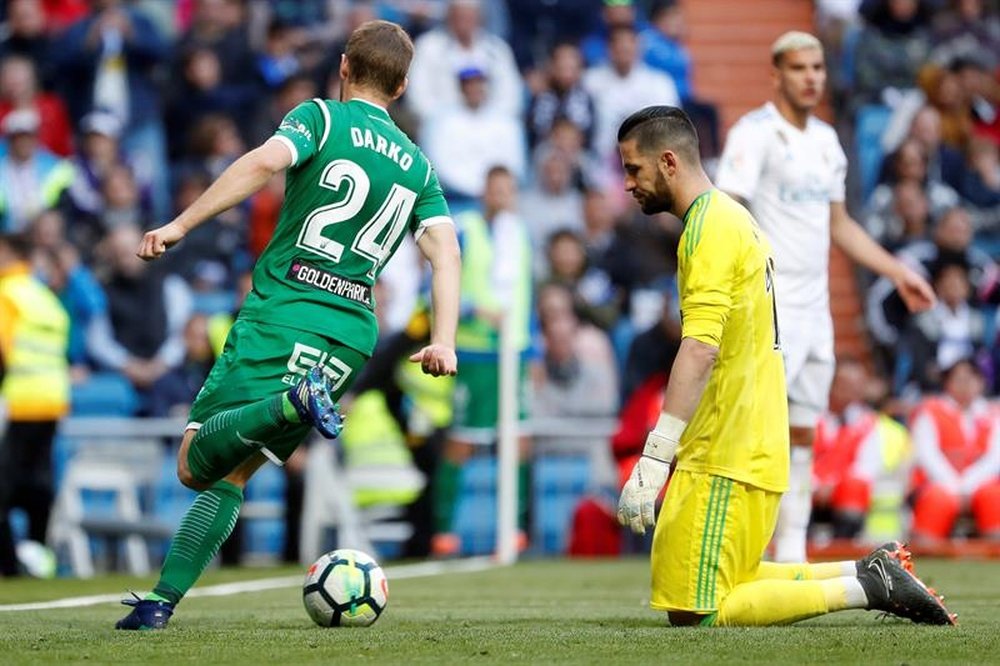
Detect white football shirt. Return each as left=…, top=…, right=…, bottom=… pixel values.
left=716, top=102, right=848, bottom=313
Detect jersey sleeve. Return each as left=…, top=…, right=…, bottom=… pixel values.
left=678, top=217, right=738, bottom=347
left=410, top=165, right=453, bottom=238
left=716, top=119, right=766, bottom=202
left=270, top=99, right=328, bottom=167
left=828, top=133, right=848, bottom=203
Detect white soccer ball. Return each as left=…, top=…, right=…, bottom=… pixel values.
left=302, top=548, right=388, bottom=627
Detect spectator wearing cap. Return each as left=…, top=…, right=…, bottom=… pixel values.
left=67, top=110, right=126, bottom=219
left=51, top=0, right=170, bottom=220
left=0, top=109, right=75, bottom=233
left=0, top=55, right=72, bottom=156
left=583, top=23, right=679, bottom=169
left=526, top=42, right=597, bottom=150
left=407, top=0, right=523, bottom=123
left=909, top=358, right=1000, bottom=543
left=421, top=65, right=526, bottom=202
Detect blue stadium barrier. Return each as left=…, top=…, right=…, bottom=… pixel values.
left=192, top=290, right=236, bottom=315
left=855, top=104, right=892, bottom=202
left=453, top=457, right=498, bottom=555
left=533, top=456, right=591, bottom=554
left=243, top=464, right=286, bottom=558
left=71, top=372, right=139, bottom=416
left=452, top=455, right=593, bottom=555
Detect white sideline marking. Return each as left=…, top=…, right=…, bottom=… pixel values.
left=0, top=556, right=498, bottom=612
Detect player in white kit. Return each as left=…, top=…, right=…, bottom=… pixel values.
left=715, top=32, right=936, bottom=562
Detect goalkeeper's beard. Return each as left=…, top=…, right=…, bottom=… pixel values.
left=639, top=170, right=674, bottom=215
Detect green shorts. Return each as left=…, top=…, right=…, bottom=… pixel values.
left=188, top=318, right=368, bottom=463
left=451, top=358, right=528, bottom=445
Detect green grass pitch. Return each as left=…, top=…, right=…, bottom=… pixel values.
left=1, top=558, right=997, bottom=665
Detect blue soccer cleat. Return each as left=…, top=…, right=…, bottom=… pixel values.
left=287, top=366, right=344, bottom=439
left=115, top=593, right=174, bottom=630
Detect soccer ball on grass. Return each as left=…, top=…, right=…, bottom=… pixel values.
left=302, top=548, right=388, bottom=627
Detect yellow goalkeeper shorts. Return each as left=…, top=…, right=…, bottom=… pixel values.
left=650, top=469, right=781, bottom=613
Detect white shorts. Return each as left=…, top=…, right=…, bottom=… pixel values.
left=778, top=308, right=835, bottom=428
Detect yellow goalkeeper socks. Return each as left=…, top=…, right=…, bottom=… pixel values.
left=713, top=576, right=868, bottom=626
left=754, top=560, right=856, bottom=581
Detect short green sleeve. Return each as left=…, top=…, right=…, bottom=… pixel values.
left=271, top=100, right=328, bottom=167
left=410, top=166, right=452, bottom=237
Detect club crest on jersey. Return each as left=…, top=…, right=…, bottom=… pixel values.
left=283, top=342, right=353, bottom=389
left=287, top=258, right=373, bottom=308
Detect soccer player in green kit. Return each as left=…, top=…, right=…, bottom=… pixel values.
left=116, top=20, right=461, bottom=630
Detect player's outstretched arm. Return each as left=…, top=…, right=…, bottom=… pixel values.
left=410, top=223, right=461, bottom=377
left=829, top=201, right=936, bottom=313
left=137, top=139, right=293, bottom=261
left=618, top=337, right=719, bottom=534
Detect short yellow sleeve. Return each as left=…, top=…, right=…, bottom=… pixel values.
left=678, top=214, right=738, bottom=347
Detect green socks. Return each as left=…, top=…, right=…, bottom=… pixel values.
left=434, top=459, right=463, bottom=534
left=148, top=481, right=243, bottom=605
left=433, top=460, right=533, bottom=533
left=186, top=395, right=289, bottom=485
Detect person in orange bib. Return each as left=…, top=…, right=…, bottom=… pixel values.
left=813, top=359, right=882, bottom=538
left=909, top=358, right=1000, bottom=543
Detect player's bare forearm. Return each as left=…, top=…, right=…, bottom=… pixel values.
left=139, top=140, right=293, bottom=260
left=660, top=337, right=719, bottom=423
left=418, top=224, right=461, bottom=348
left=174, top=141, right=292, bottom=233
left=410, top=223, right=461, bottom=376
left=830, top=203, right=899, bottom=277
left=830, top=201, right=935, bottom=311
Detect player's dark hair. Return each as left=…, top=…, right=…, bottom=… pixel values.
left=345, top=20, right=414, bottom=98
left=607, top=23, right=637, bottom=43
left=617, top=105, right=700, bottom=163
left=486, top=164, right=513, bottom=181
left=0, top=232, right=32, bottom=260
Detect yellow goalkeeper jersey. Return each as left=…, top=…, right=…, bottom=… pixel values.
left=675, top=189, right=789, bottom=492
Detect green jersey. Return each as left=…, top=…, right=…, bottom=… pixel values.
left=239, top=98, right=451, bottom=355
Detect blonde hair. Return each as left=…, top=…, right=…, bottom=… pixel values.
left=771, top=31, right=822, bottom=66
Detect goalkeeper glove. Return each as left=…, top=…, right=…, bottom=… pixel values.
left=617, top=414, right=686, bottom=535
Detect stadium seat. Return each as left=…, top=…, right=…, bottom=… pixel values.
left=854, top=104, right=892, bottom=202
left=48, top=438, right=171, bottom=577
left=299, top=439, right=421, bottom=564
left=70, top=372, right=139, bottom=416
left=533, top=456, right=591, bottom=554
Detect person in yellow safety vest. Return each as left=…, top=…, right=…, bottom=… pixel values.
left=0, top=232, right=70, bottom=576
left=340, top=303, right=454, bottom=558
left=0, top=110, right=75, bottom=233
left=433, top=165, right=534, bottom=558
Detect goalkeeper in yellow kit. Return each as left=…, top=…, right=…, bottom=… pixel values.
left=615, top=106, right=955, bottom=627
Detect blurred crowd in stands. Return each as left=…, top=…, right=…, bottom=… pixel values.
left=0, top=0, right=999, bottom=569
